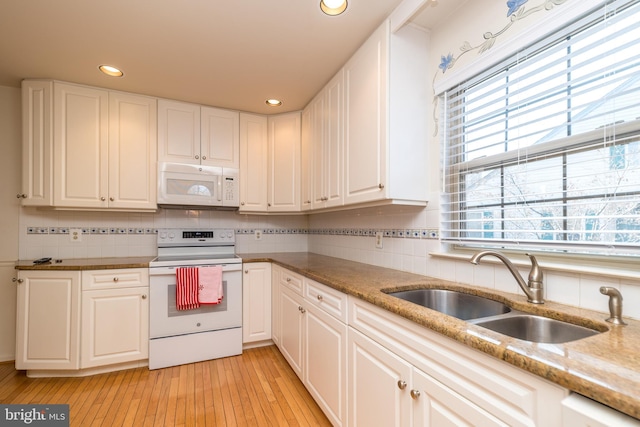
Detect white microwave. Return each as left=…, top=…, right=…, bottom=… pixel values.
left=157, top=162, right=239, bottom=208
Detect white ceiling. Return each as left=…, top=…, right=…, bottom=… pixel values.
left=0, top=0, right=464, bottom=114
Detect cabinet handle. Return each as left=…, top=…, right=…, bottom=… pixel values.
left=298, top=306, right=306, bottom=314
left=286, top=277, right=291, bottom=282
left=397, top=380, right=407, bottom=390
left=113, top=277, right=119, bottom=282
left=195, top=155, right=199, bottom=160
left=244, top=270, right=249, bottom=273
left=101, top=197, right=106, bottom=201
left=110, top=197, right=114, bottom=202
left=317, top=294, right=323, bottom=302
left=241, top=201, right=245, bottom=206
left=12, top=278, right=23, bottom=284
left=378, top=183, right=385, bottom=189
left=268, top=203, right=272, bottom=207
left=410, top=390, right=421, bottom=399
left=142, top=294, right=147, bottom=299
left=202, top=156, right=206, bottom=160
left=16, top=193, right=27, bottom=199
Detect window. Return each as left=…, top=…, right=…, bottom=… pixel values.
left=441, top=0, right=640, bottom=256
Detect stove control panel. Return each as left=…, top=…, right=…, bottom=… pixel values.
left=157, top=228, right=235, bottom=246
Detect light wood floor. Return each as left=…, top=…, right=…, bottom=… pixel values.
left=0, top=345, right=332, bottom=427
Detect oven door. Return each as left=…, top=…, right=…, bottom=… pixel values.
left=149, top=264, right=242, bottom=339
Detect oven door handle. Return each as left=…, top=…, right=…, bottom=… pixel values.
left=149, top=263, right=242, bottom=275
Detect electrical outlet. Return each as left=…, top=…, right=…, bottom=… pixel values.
left=375, top=231, right=383, bottom=249
left=70, top=228, right=82, bottom=242
left=254, top=229, right=263, bottom=240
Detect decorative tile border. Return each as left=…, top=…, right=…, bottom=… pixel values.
left=26, top=227, right=158, bottom=235
left=25, top=226, right=441, bottom=240
left=237, top=228, right=440, bottom=239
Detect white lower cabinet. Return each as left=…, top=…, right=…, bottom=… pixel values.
left=348, top=327, right=411, bottom=426
left=274, top=266, right=348, bottom=427
left=349, top=297, right=567, bottom=427
left=242, top=262, right=272, bottom=345
left=80, top=269, right=149, bottom=368
left=349, top=328, right=505, bottom=427
left=15, top=270, right=81, bottom=370
left=562, top=393, right=640, bottom=426
left=15, top=268, right=148, bottom=375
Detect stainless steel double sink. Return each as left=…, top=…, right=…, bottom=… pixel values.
left=387, top=289, right=604, bottom=344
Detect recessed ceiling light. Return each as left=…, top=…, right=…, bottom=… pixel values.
left=98, top=65, right=124, bottom=77
left=320, top=0, right=348, bottom=16
left=266, top=99, right=283, bottom=107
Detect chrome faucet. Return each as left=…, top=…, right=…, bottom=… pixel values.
left=470, top=250, right=544, bottom=304
left=599, top=287, right=627, bottom=325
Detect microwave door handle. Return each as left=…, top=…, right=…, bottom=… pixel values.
left=217, top=175, right=222, bottom=202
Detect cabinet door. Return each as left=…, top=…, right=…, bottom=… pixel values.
left=201, top=106, right=239, bottom=168
left=324, top=70, right=344, bottom=208
left=305, top=304, right=348, bottom=427
left=15, top=270, right=81, bottom=370
left=344, top=22, right=388, bottom=205
left=279, top=285, right=305, bottom=379
left=300, top=105, right=313, bottom=211
left=21, top=80, right=53, bottom=206
left=268, top=112, right=301, bottom=212
left=311, top=93, right=326, bottom=208
left=271, top=265, right=282, bottom=346
left=108, top=92, right=157, bottom=210
left=348, top=328, right=411, bottom=427
left=242, top=263, right=272, bottom=344
left=562, top=394, right=640, bottom=427
left=412, top=368, right=508, bottom=427
left=157, top=99, right=200, bottom=164
left=53, top=83, right=109, bottom=208
left=81, top=286, right=149, bottom=368
left=239, top=113, right=269, bottom=211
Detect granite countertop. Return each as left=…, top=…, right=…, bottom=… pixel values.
left=15, top=256, right=155, bottom=270
left=239, top=252, right=640, bottom=420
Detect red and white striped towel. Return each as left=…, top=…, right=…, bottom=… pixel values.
left=198, top=266, right=223, bottom=304
left=176, top=267, right=200, bottom=310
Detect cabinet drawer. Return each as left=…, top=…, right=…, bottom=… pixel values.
left=304, top=278, right=348, bottom=323
left=279, top=268, right=303, bottom=294
left=82, top=268, right=149, bottom=290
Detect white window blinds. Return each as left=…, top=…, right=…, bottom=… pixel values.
left=441, top=0, right=640, bottom=256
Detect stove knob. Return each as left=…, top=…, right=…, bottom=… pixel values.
left=227, top=231, right=233, bottom=238
left=168, top=232, right=175, bottom=239
left=159, top=232, right=167, bottom=239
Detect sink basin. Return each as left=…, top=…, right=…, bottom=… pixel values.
left=387, top=289, right=511, bottom=320
left=473, top=315, right=601, bottom=343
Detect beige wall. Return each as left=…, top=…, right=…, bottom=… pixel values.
left=0, top=85, right=21, bottom=360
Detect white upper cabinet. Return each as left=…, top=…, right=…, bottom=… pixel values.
left=268, top=112, right=301, bottom=212
left=158, top=99, right=239, bottom=168
left=239, top=112, right=269, bottom=212
left=311, top=70, right=344, bottom=210
left=53, top=83, right=109, bottom=209
left=343, top=20, right=429, bottom=206
left=21, top=80, right=157, bottom=211
left=239, top=111, right=301, bottom=213
left=108, top=91, right=158, bottom=210
left=300, top=106, right=313, bottom=211
left=157, top=99, right=200, bottom=164
left=20, top=80, right=53, bottom=205
left=201, top=106, right=240, bottom=168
